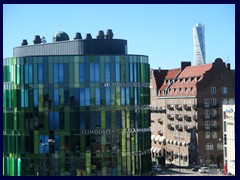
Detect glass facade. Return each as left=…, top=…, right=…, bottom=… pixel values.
left=3, top=55, right=151, bottom=176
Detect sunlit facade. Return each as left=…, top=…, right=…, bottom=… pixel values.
left=3, top=30, right=151, bottom=176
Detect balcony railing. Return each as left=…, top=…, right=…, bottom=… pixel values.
left=175, top=114, right=183, bottom=121
left=167, top=124, right=174, bottom=130
left=159, top=106, right=166, bottom=113
left=167, top=114, right=174, bottom=120
left=158, top=130, right=163, bottom=135
left=184, top=125, right=191, bottom=132
left=193, top=115, right=198, bottom=121
left=183, top=104, right=191, bottom=110
left=175, top=104, right=182, bottom=110
left=167, top=104, right=174, bottom=110
left=184, top=115, right=191, bottom=121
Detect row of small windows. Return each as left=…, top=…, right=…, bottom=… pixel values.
left=205, top=143, right=223, bottom=150
left=164, top=76, right=201, bottom=85
left=205, top=131, right=218, bottom=139
left=4, top=111, right=122, bottom=131
left=4, top=87, right=146, bottom=108
left=3, top=62, right=149, bottom=85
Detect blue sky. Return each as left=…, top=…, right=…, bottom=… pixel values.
left=3, top=4, right=235, bottom=69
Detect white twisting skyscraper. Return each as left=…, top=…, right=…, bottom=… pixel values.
left=193, top=23, right=206, bottom=65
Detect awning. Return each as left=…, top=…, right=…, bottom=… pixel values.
left=157, top=148, right=161, bottom=153
left=154, top=135, right=161, bottom=142
left=159, top=136, right=166, bottom=142
left=151, top=135, right=156, bottom=141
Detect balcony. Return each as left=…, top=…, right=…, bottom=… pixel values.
left=193, top=115, right=198, bottom=121
left=159, top=106, right=166, bottom=113
left=167, top=104, right=174, bottom=110
left=184, top=115, right=191, bottom=121
left=175, top=104, right=182, bottom=110
left=158, top=118, right=163, bottom=124
left=167, top=114, right=174, bottom=120
left=192, top=104, right=197, bottom=110
left=183, top=104, right=191, bottom=111
left=175, top=114, right=183, bottom=121
left=167, top=124, right=174, bottom=131
left=184, top=125, right=191, bottom=132
left=175, top=124, right=183, bottom=131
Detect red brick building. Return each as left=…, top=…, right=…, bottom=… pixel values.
left=150, top=58, right=235, bottom=168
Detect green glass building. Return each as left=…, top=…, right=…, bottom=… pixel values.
left=3, top=30, right=151, bottom=176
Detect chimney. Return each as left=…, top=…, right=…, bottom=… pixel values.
left=85, top=33, right=92, bottom=40
left=226, top=63, right=231, bottom=70
left=21, top=39, right=28, bottom=46
left=33, top=35, right=41, bottom=44
left=181, top=61, right=191, bottom=70
left=97, top=30, right=105, bottom=39
left=105, top=29, right=113, bottom=39
left=74, top=32, right=82, bottom=40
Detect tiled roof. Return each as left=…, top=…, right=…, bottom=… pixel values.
left=178, top=63, right=212, bottom=78
left=165, top=68, right=181, bottom=79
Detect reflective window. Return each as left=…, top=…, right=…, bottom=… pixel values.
left=106, top=88, right=111, bottom=106
left=85, top=88, right=90, bottom=106
left=106, top=111, right=111, bottom=129
left=90, top=63, right=100, bottom=83
left=29, top=64, right=33, bottom=84
left=80, top=112, right=85, bottom=129
left=116, top=63, right=120, bottom=82
left=59, top=64, right=64, bottom=83
left=126, top=87, right=130, bottom=105
left=105, top=63, right=110, bottom=82
left=24, top=64, right=29, bottom=84
left=64, top=88, right=69, bottom=106
left=121, top=87, right=125, bottom=105
left=25, top=89, right=28, bottom=107
left=34, top=89, right=38, bottom=107
left=95, top=88, right=100, bottom=105
left=116, top=111, right=121, bottom=128
left=21, top=89, right=24, bottom=107
left=54, top=89, right=59, bottom=106
left=38, top=64, right=43, bottom=83
left=95, top=62, right=100, bottom=82
left=90, top=63, right=94, bottom=83
left=49, top=112, right=59, bottom=130
left=74, top=88, right=80, bottom=106
left=79, top=63, right=85, bottom=83
left=54, top=64, right=59, bottom=83
left=80, top=88, right=85, bottom=106
left=130, top=63, right=133, bottom=82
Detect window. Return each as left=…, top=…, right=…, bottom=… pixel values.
left=205, top=121, right=210, bottom=129
left=24, top=64, right=29, bottom=84
left=217, top=143, right=223, bottom=150
left=29, top=64, right=33, bottom=84
left=33, top=89, right=38, bottom=107
left=211, top=98, right=217, bottom=106
left=212, top=131, right=217, bottom=139
left=38, top=64, right=43, bottom=84
left=116, top=62, right=120, bottom=82
left=222, top=87, right=227, bottom=94
left=79, top=63, right=85, bottom=83
left=121, top=87, right=125, bottom=105
left=54, top=89, right=59, bottom=106
left=54, top=64, right=59, bottom=83
left=106, top=88, right=111, bottom=106
left=204, top=110, right=210, bottom=118
left=106, top=111, right=111, bottom=129
left=80, top=88, right=85, bottom=106
left=85, top=88, right=90, bottom=106
left=206, top=143, right=214, bottom=150
left=204, top=99, right=210, bottom=107
left=130, top=63, right=133, bottom=82
left=95, top=88, right=100, bottom=105
left=205, top=132, right=210, bottom=139
left=211, top=87, right=216, bottom=94
left=59, top=64, right=64, bottom=83
left=80, top=112, right=85, bottom=129
left=211, top=120, right=217, bottom=127
left=105, top=63, right=110, bottom=82
left=54, top=64, right=64, bottom=83
left=224, top=134, right=227, bottom=145
left=49, top=112, right=59, bottom=130
left=211, top=109, right=217, bottom=117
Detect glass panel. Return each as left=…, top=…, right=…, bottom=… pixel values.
left=95, top=62, right=100, bottom=82
left=95, top=88, right=100, bottom=105
left=29, top=64, right=33, bottom=84
left=80, top=112, right=85, bottom=129
left=106, top=88, right=111, bottom=106
left=24, top=89, right=28, bottom=107
left=34, top=89, right=38, bottom=107
left=54, top=88, right=59, bottom=106
left=85, top=88, right=90, bottom=106
left=79, top=63, right=85, bottom=83
left=54, top=64, right=59, bottom=83
left=24, top=64, right=29, bottom=84
left=59, top=63, right=64, bottom=83
left=80, top=88, right=85, bottom=106
left=90, top=63, right=94, bottom=83
left=105, top=63, right=110, bottom=82
left=116, top=62, right=120, bottom=82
